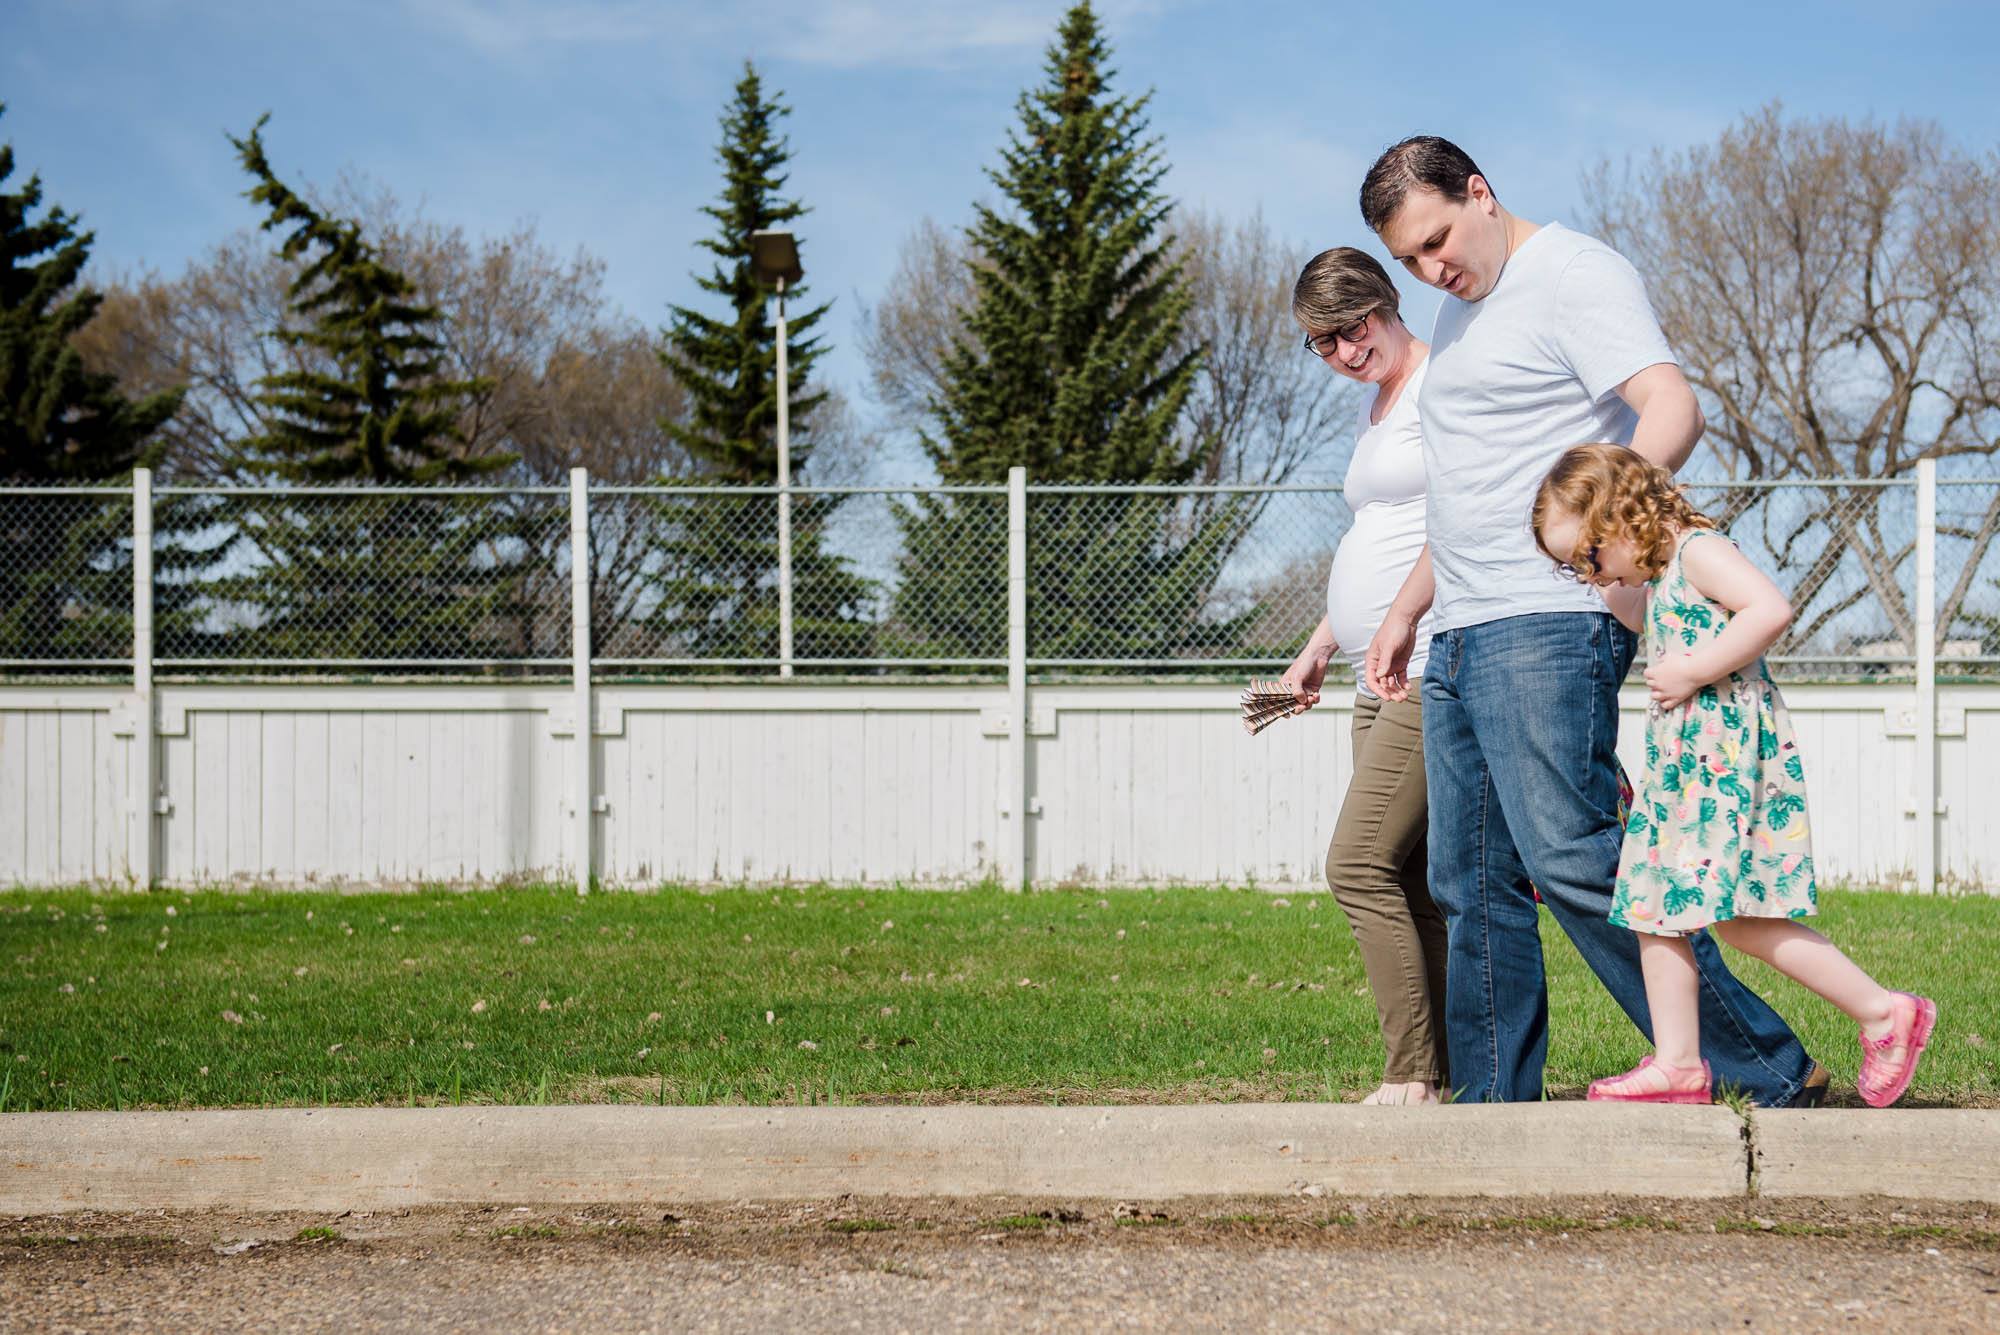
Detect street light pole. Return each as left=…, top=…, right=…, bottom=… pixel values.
left=773, top=274, right=793, bottom=677
left=750, top=229, right=803, bottom=679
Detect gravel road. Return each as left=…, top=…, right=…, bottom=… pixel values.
left=7, top=1194, right=1998, bottom=1333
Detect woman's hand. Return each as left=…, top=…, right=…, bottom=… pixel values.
left=1283, top=642, right=1332, bottom=713
left=1283, top=616, right=1338, bottom=713
left=1643, top=653, right=1708, bottom=711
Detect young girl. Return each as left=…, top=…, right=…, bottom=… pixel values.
left=1531, top=443, right=1936, bottom=1107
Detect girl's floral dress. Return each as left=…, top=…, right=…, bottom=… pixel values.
left=1611, top=529, right=1816, bottom=936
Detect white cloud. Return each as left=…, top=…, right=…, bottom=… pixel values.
left=405, top=0, right=671, bottom=55
left=405, top=0, right=1174, bottom=71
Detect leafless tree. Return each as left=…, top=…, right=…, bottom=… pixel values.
left=1171, top=207, right=1357, bottom=486
left=71, top=233, right=295, bottom=482
left=1583, top=104, right=2000, bottom=656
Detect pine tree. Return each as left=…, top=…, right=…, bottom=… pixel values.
left=0, top=104, right=183, bottom=664
left=647, top=63, right=872, bottom=665
left=893, top=4, right=1254, bottom=663
left=219, top=116, right=510, bottom=662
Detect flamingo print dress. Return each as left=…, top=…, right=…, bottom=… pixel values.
left=1610, top=530, right=1817, bottom=936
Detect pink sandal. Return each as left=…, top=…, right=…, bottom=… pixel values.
left=1587, top=1055, right=1712, bottom=1105
left=1857, top=992, right=1938, bottom=1108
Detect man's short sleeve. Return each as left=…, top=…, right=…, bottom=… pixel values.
left=1551, top=245, right=1678, bottom=402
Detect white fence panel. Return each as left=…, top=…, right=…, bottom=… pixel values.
left=0, top=693, right=129, bottom=885
left=1, top=681, right=1991, bottom=891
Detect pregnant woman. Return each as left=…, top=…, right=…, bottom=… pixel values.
left=1280, top=246, right=1443, bottom=1106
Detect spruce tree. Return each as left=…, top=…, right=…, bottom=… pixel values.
left=221, top=117, right=509, bottom=662
left=648, top=63, right=872, bottom=665
left=894, top=3, right=1253, bottom=663
left=0, top=104, right=183, bottom=664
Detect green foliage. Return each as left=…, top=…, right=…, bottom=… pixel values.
left=230, top=117, right=497, bottom=487
left=1663, top=883, right=1705, bottom=916
left=660, top=64, right=827, bottom=485
left=0, top=105, right=183, bottom=663
left=894, top=4, right=1257, bottom=662
left=0, top=107, right=181, bottom=483
left=216, top=117, right=515, bottom=661
left=651, top=65, right=871, bottom=664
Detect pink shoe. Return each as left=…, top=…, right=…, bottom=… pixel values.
left=1857, top=992, right=1938, bottom=1108
left=1587, top=1055, right=1712, bottom=1104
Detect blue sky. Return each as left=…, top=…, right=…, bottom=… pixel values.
left=5, top=0, right=1998, bottom=462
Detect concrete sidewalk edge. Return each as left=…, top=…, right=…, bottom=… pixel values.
left=4, top=1105, right=1996, bottom=1215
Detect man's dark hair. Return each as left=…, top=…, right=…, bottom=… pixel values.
left=1359, top=136, right=1488, bottom=233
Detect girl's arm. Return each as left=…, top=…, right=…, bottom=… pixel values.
left=1599, top=583, right=1647, bottom=633
left=1645, top=535, right=1790, bottom=709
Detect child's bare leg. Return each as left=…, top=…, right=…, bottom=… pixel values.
left=1588, top=933, right=1709, bottom=1099
left=1640, top=934, right=1703, bottom=1068
left=1710, top=917, right=1894, bottom=1035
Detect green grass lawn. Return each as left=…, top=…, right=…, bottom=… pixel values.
left=2, top=883, right=1994, bottom=1111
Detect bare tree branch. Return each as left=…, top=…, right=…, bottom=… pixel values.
left=1585, top=105, right=2000, bottom=657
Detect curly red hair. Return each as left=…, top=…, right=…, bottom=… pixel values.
left=1531, top=443, right=1713, bottom=581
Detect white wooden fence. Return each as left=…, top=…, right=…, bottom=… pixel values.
left=3, top=678, right=1991, bottom=891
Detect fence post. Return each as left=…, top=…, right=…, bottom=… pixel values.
left=571, top=468, right=592, bottom=896
left=131, top=467, right=155, bottom=888
left=1915, top=457, right=1936, bottom=894
left=1008, top=466, right=1030, bottom=890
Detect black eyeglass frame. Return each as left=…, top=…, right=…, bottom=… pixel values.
left=1302, top=313, right=1374, bottom=358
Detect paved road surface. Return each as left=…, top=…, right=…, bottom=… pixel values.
left=7, top=1194, right=1999, bottom=1333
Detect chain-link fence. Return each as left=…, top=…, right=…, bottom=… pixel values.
left=149, top=486, right=574, bottom=667
left=0, top=486, right=135, bottom=667
left=1020, top=484, right=1350, bottom=668
left=1936, top=479, right=2000, bottom=672
left=1679, top=479, right=1920, bottom=675
left=6, top=473, right=1996, bottom=679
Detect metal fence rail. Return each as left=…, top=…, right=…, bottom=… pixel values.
left=5, top=465, right=1995, bottom=678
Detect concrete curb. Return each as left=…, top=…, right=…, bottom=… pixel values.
left=8, top=1104, right=1750, bottom=1213
left=4, top=1105, right=1994, bottom=1215
left=1754, top=1110, right=2000, bottom=1200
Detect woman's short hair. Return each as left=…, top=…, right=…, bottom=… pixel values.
left=1292, top=246, right=1402, bottom=335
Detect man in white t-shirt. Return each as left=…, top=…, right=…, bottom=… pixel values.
left=1358, top=136, right=1821, bottom=1106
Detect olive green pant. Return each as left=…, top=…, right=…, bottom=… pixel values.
left=1326, top=693, right=1448, bottom=1086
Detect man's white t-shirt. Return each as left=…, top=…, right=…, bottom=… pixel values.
left=1418, top=222, right=1679, bottom=632
left=1327, top=357, right=1432, bottom=698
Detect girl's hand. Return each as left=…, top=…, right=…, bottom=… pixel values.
left=1644, top=653, right=1708, bottom=710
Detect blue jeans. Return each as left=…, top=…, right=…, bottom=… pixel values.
left=1421, top=612, right=1813, bottom=1104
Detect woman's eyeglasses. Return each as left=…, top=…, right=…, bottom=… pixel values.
left=1302, top=314, right=1372, bottom=357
